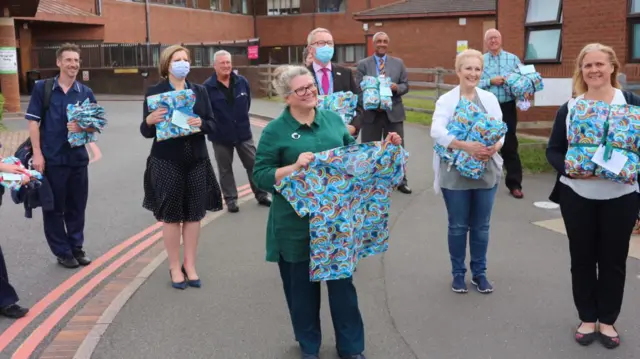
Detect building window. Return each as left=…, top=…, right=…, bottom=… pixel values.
left=267, top=0, right=301, bottom=15
left=231, top=0, right=248, bottom=14
left=524, top=0, right=562, bottom=63
left=629, top=1, right=640, bottom=61
left=210, top=0, right=220, bottom=10
left=318, top=0, right=345, bottom=13
left=333, top=45, right=365, bottom=63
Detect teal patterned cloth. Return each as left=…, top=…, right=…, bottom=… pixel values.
left=146, top=89, right=201, bottom=142
left=317, top=91, right=358, bottom=125
left=66, top=98, right=107, bottom=148
left=0, top=156, right=42, bottom=191
left=274, top=141, right=408, bottom=281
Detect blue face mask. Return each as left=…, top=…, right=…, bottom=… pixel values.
left=314, top=45, right=334, bottom=64
left=170, top=60, right=190, bottom=78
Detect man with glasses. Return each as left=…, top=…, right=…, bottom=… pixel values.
left=355, top=32, right=411, bottom=194
left=305, top=27, right=362, bottom=137
left=480, top=28, right=525, bottom=199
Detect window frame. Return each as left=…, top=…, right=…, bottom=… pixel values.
left=266, top=0, right=301, bottom=15
left=628, top=1, right=640, bottom=63
left=317, top=0, right=345, bottom=14
left=523, top=0, right=563, bottom=64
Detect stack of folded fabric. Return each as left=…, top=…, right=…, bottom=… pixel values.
left=0, top=156, right=43, bottom=191
left=317, top=91, right=359, bottom=125
left=360, top=76, right=380, bottom=110
left=66, top=98, right=107, bottom=148
left=565, top=99, right=640, bottom=184
left=434, top=98, right=507, bottom=179
left=504, top=67, right=544, bottom=111
left=378, top=75, right=393, bottom=111
left=146, top=89, right=201, bottom=141
left=594, top=104, right=640, bottom=184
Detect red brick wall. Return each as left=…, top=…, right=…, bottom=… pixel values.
left=498, top=0, right=640, bottom=135
left=361, top=16, right=494, bottom=69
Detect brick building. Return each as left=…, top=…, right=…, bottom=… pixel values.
left=497, top=0, right=640, bottom=135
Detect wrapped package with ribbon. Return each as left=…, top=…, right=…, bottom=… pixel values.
left=0, top=156, right=43, bottom=191
left=505, top=68, right=544, bottom=112
left=66, top=98, right=107, bottom=148
left=593, top=104, right=640, bottom=184
left=317, top=91, right=359, bottom=125
left=378, top=75, right=393, bottom=111
left=433, top=98, right=506, bottom=179
left=360, top=76, right=380, bottom=110
left=565, top=100, right=611, bottom=177
left=146, top=89, right=201, bottom=142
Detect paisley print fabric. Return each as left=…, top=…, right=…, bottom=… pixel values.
left=594, top=104, right=640, bottom=184
left=379, top=75, right=393, bottom=111
left=504, top=69, right=544, bottom=100
left=360, top=76, right=380, bottom=110
left=66, top=98, right=107, bottom=148
left=274, top=141, right=408, bottom=282
left=317, top=91, right=359, bottom=125
left=434, top=98, right=507, bottom=179
left=0, top=156, right=43, bottom=191
left=146, top=89, right=201, bottom=142
left=566, top=99, right=640, bottom=184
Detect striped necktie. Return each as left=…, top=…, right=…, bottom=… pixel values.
left=378, top=57, right=386, bottom=76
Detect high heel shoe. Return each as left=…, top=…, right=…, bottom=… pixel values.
left=169, top=269, right=187, bottom=290
left=182, top=265, right=201, bottom=288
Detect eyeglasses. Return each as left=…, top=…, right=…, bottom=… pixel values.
left=312, top=40, right=334, bottom=47
left=288, top=83, right=317, bottom=97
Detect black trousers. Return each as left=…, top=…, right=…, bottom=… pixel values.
left=499, top=101, right=522, bottom=190
left=360, top=111, right=407, bottom=186
left=559, top=184, right=638, bottom=324
left=0, top=246, right=19, bottom=308
left=278, top=257, right=365, bottom=356
left=43, top=165, right=89, bottom=259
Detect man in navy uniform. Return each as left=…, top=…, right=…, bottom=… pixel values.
left=25, top=43, right=96, bottom=269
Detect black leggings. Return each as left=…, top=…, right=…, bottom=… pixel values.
left=559, top=184, right=638, bottom=324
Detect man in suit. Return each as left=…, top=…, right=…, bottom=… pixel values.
left=305, top=27, right=361, bottom=136
left=355, top=32, right=411, bottom=194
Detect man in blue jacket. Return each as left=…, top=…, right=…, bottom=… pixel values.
left=203, top=50, right=270, bottom=213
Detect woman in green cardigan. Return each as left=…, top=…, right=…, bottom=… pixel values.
left=253, top=65, right=401, bottom=359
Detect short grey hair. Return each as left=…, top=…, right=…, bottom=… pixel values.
left=372, top=32, right=389, bottom=43
left=271, top=65, right=312, bottom=97
left=213, top=50, right=231, bottom=64
left=307, top=27, right=332, bottom=46
left=484, top=28, right=501, bottom=41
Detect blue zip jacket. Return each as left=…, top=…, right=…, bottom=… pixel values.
left=203, top=72, right=252, bottom=146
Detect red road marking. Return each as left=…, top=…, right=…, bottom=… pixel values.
left=4, top=183, right=256, bottom=356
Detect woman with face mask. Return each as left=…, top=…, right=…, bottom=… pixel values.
left=430, top=49, right=504, bottom=295
left=547, top=43, right=640, bottom=349
left=140, top=45, right=223, bottom=290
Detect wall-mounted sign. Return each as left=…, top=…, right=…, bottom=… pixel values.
left=114, top=68, right=139, bottom=74
left=456, top=40, right=468, bottom=54
left=248, top=45, right=259, bottom=60
left=82, top=70, right=90, bottom=81
left=0, top=47, right=18, bottom=74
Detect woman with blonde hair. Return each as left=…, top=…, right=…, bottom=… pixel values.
left=141, top=45, right=223, bottom=290
left=253, top=64, right=401, bottom=359
left=430, top=49, right=504, bottom=294
left=546, top=43, right=640, bottom=348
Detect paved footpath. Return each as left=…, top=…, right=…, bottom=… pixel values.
left=1, top=98, right=639, bottom=359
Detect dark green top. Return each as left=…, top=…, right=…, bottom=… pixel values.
left=253, top=107, right=356, bottom=263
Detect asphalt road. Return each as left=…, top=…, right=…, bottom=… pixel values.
left=89, top=118, right=640, bottom=358
left=0, top=100, right=263, bottom=357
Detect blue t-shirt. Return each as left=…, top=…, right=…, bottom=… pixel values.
left=25, top=77, right=97, bottom=167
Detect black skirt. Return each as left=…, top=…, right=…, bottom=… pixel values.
left=143, top=142, right=223, bottom=223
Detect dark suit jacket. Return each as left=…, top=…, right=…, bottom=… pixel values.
left=307, top=63, right=364, bottom=134
left=355, top=55, right=409, bottom=124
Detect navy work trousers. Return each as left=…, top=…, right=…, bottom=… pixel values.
left=42, top=165, right=89, bottom=259
left=0, top=246, right=19, bottom=308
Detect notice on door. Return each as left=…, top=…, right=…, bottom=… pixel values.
left=0, top=47, right=18, bottom=74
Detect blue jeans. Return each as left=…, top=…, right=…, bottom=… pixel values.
left=441, top=185, right=498, bottom=278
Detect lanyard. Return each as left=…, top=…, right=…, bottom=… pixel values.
left=315, top=68, right=334, bottom=96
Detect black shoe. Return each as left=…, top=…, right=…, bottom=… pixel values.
left=57, top=256, right=80, bottom=268
left=257, top=197, right=271, bottom=207
left=72, top=249, right=92, bottom=266
left=574, top=322, right=597, bottom=346
left=397, top=184, right=412, bottom=194
left=340, top=355, right=366, bottom=359
left=227, top=203, right=239, bottom=213
left=599, top=326, right=621, bottom=349
left=0, top=304, right=29, bottom=319
left=302, top=354, right=319, bottom=359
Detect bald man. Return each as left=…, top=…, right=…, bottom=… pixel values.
left=479, top=29, right=524, bottom=199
